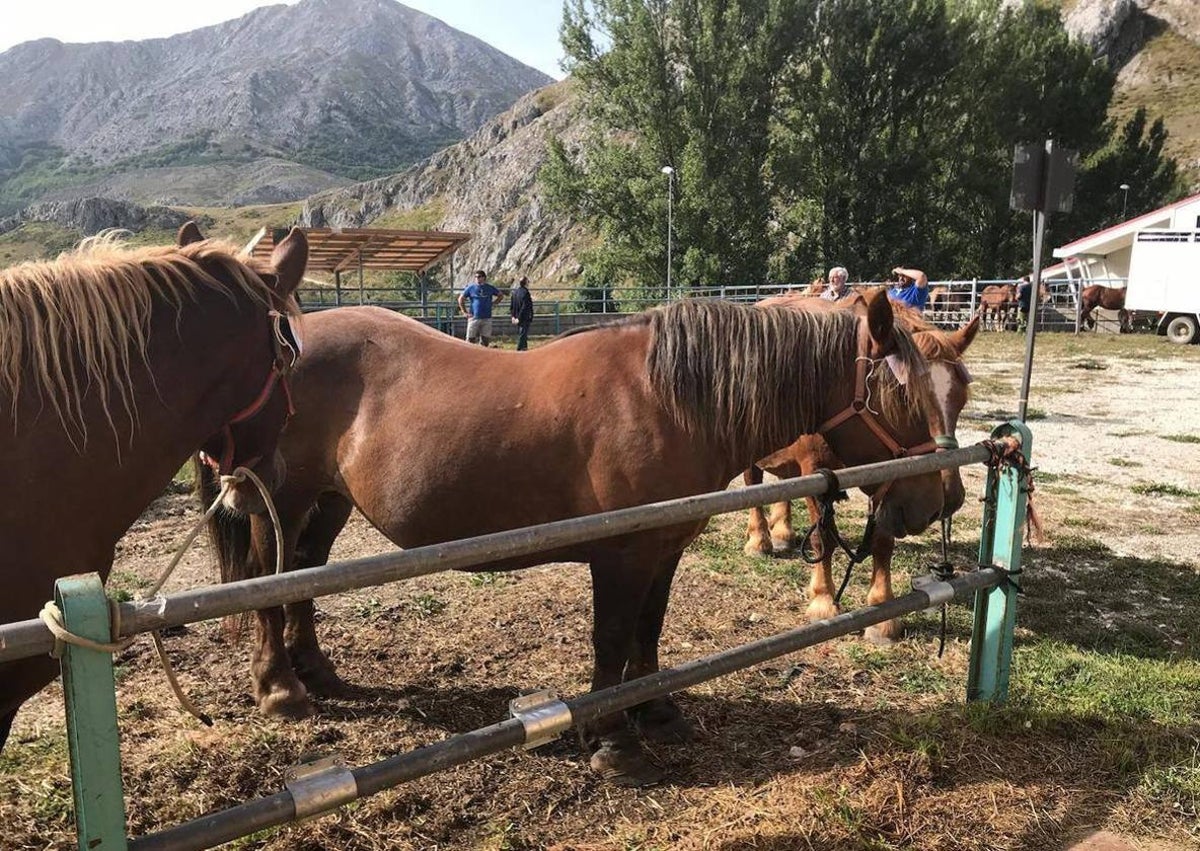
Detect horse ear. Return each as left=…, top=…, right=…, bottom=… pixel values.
left=269, top=228, right=309, bottom=298
left=950, top=314, right=981, bottom=354
left=177, top=221, right=204, bottom=246
left=865, top=289, right=896, bottom=355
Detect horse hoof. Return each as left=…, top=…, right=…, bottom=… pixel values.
left=744, top=538, right=773, bottom=556
left=631, top=703, right=695, bottom=744
left=770, top=538, right=795, bottom=554
left=296, top=666, right=353, bottom=698
left=865, top=620, right=904, bottom=646
left=806, top=596, right=840, bottom=622
left=590, top=745, right=664, bottom=787
left=258, top=689, right=315, bottom=720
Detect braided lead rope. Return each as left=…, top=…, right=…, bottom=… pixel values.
left=38, top=464, right=287, bottom=727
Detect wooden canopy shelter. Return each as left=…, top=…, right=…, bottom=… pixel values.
left=246, top=226, right=471, bottom=308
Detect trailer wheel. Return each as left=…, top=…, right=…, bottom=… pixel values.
left=1166, top=314, right=1198, bottom=345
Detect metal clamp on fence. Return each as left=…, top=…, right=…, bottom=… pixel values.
left=509, top=690, right=573, bottom=750
left=912, top=574, right=956, bottom=607
left=284, top=755, right=358, bottom=820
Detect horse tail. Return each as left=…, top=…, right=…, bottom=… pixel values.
left=195, top=456, right=257, bottom=636
left=194, top=456, right=255, bottom=585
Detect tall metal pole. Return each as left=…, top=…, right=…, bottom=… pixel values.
left=662, top=165, right=674, bottom=302
left=1120, top=182, right=1130, bottom=220
left=1018, top=209, right=1045, bottom=421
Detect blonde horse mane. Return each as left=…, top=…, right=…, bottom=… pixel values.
left=645, top=299, right=932, bottom=460
left=0, top=232, right=291, bottom=445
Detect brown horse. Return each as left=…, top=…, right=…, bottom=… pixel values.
left=979, top=284, right=1017, bottom=330
left=0, top=224, right=307, bottom=751
left=201, top=291, right=945, bottom=785
left=1079, top=285, right=1129, bottom=331
left=743, top=297, right=980, bottom=643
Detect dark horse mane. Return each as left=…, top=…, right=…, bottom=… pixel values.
left=563, top=300, right=931, bottom=461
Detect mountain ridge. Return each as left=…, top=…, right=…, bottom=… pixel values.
left=0, top=0, right=551, bottom=211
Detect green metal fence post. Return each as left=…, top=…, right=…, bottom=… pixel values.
left=967, top=420, right=1034, bottom=703
left=56, top=573, right=129, bottom=850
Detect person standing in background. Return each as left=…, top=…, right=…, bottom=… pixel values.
left=888, top=266, right=930, bottom=312
left=457, top=270, right=504, bottom=346
left=510, top=276, right=535, bottom=351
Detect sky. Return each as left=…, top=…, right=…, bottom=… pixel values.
left=0, top=0, right=568, bottom=79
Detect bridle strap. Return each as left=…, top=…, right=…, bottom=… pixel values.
left=816, top=319, right=953, bottom=508
left=204, top=309, right=300, bottom=475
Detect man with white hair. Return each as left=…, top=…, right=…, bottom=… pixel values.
left=822, top=266, right=853, bottom=302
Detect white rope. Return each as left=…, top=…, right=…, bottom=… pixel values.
left=40, top=464, right=288, bottom=727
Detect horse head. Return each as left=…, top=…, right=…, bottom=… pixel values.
left=815, top=290, right=946, bottom=538
left=185, top=223, right=308, bottom=513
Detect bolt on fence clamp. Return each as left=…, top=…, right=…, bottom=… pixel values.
left=509, top=689, right=573, bottom=750
left=284, top=754, right=358, bottom=820
left=912, top=574, right=956, bottom=607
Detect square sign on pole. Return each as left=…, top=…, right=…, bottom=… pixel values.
left=1010, top=143, right=1045, bottom=212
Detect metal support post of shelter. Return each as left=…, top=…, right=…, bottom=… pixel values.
left=57, top=574, right=129, bottom=850
left=967, top=420, right=1034, bottom=702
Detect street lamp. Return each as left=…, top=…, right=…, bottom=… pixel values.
left=661, top=165, right=674, bottom=300
left=1119, top=183, right=1130, bottom=220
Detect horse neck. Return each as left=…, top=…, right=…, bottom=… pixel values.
left=6, top=283, right=272, bottom=553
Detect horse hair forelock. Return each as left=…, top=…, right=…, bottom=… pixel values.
left=646, top=299, right=931, bottom=460
left=0, top=232, right=290, bottom=446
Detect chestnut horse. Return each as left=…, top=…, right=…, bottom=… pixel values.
left=0, top=223, right=307, bottom=751
left=1079, top=285, right=1129, bottom=331
left=979, top=284, right=1016, bottom=330
left=744, top=296, right=979, bottom=643
left=201, top=291, right=945, bottom=785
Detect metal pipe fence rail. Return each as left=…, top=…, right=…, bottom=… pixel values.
left=0, top=444, right=994, bottom=662
left=7, top=423, right=1034, bottom=851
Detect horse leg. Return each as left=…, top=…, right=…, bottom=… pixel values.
left=248, top=506, right=314, bottom=719
left=804, top=496, right=840, bottom=621
left=625, top=554, right=692, bottom=744
left=742, top=466, right=773, bottom=556
left=0, top=708, right=15, bottom=752
left=767, top=499, right=796, bottom=553
left=584, top=556, right=662, bottom=786
left=285, top=492, right=355, bottom=697
left=863, top=534, right=903, bottom=645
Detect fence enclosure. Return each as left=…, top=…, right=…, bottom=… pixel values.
left=299, top=277, right=1137, bottom=340
left=4, top=422, right=1034, bottom=851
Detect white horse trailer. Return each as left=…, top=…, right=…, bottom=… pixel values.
left=1125, top=230, right=1200, bottom=344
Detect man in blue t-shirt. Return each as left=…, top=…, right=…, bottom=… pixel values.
left=887, top=266, right=929, bottom=312
left=457, top=270, right=504, bottom=346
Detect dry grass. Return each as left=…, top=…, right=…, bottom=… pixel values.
left=1, top=331, right=1199, bottom=850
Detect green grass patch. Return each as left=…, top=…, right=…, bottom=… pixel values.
left=1108, top=457, right=1142, bottom=467
left=1132, top=482, right=1200, bottom=499
left=1013, top=640, right=1200, bottom=725
left=1163, top=433, right=1200, bottom=444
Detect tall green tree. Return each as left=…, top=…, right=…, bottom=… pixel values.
left=770, top=0, right=967, bottom=281
left=545, top=0, right=804, bottom=290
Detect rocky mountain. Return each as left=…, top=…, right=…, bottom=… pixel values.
left=300, top=81, right=589, bottom=283
left=0, top=197, right=191, bottom=238
left=1064, top=0, right=1200, bottom=182
left=0, top=0, right=551, bottom=212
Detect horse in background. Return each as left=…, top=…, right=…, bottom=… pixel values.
left=1079, top=285, right=1130, bottom=332
left=201, top=291, right=946, bottom=786
left=979, top=283, right=1017, bottom=330
left=805, top=276, right=826, bottom=295
left=0, top=223, right=307, bottom=752
left=743, top=296, right=979, bottom=643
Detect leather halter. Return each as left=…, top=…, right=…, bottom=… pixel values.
left=815, top=320, right=955, bottom=506
left=201, top=310, right=301, bottom=475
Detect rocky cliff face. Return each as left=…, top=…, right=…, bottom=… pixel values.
left=0, top=197, right=190, bottom=238
left=0, top=0, right=551, bottom=208
left=300, top=82, right=589, bottom=283
left=1063, top=0, right=1200, bottom=181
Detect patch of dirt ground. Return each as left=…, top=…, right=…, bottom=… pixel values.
left=2, top=331, right=1199, bottom=851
